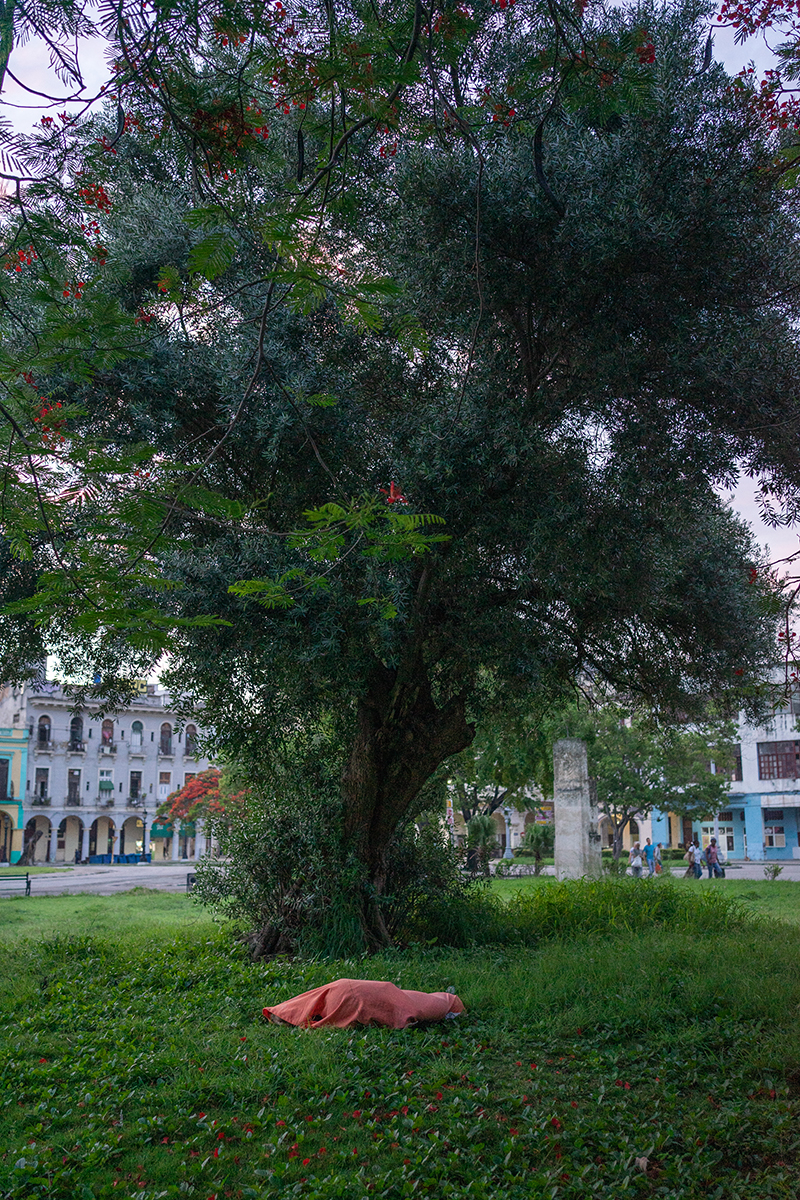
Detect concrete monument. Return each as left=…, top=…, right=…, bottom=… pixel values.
left=553, top=738, right=602, bottom=880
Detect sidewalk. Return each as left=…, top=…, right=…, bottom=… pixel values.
left=7, top=861, right=200, bottom=896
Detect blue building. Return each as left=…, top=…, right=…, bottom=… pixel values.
left=649, top=705, right=800, bottom=861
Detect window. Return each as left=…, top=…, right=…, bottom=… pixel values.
left=129, top=771, right=142, bottom=799
left=98, top=768, right=114, bottom=798
left=701, top=824, right=735, bottom=852
left=37, top=716, right=51, bottom=745
left=718, top=811, right=733, bottom=822
left=764, top=808, right=784, bottom=822
left=185, top=724, right=198, bottom=755
left=159, top=771, right=171, bottom=800
left=764, top=825, right=786, bottom=848
left=757, top=741, right=800, bottom=780
left=69, top=715, right=84, bottom=750
left=184, top=772, right=196, bottom=786
left=731, top=747, right=743, bottom=782
left=67, top=769, right=81, bottom=804
left=34, top=767, right=49, bottom=798
left=160, top=723, right=172, bottom=755
left=131, top=720, right=143, bottom=749
left=101, top=719, right=114, bottom=745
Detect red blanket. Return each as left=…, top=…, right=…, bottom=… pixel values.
left=263, top=978, right=465, bottom=1029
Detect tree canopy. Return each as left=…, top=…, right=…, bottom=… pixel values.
left=0, top=0, right=799, bottom=948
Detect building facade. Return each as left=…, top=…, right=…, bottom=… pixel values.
left=0, top=680, right=212, bottom=864
left=649, top=706, right=800, bottom=861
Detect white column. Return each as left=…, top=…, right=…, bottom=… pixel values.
left=171, top=821, right=181, bottom=860
left=111, top=823, right=121, bottom=862
left=80, top=821, right=90, bottom=863
left=194, top=819, right=204, bottom=860
left=48, top=819, right=59, bottom=864
left=142, top=816, right=151, bottom=861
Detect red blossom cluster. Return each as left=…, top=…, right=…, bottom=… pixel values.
left=134, top=308, right=154, bottom=324
left=78, top=182, right=112, bottom=213
left=32, top=398, right=66, bottom=447
left=636, top=41, right=656, bottom=63
left=491, top=0, right=517, bottom=8
left=62, top=281, right=86, bottom=299
left=3, top=244, right=37, bottom=272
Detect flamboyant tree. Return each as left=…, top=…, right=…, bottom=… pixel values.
left=1, top=1, right=800, bottom=950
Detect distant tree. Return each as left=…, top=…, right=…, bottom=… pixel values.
left=156, top=768, right=242, bottom=826
left=520, top=823, right=555, bottom=876
left=448, top=711, right=553, bottom=827
left=580, top=708, right=737, bottom=859
left=467, top=814, right=497, bottom=876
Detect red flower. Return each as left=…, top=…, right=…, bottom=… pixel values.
left=636, top=42, right=656, bottom=64
left=302, top=1158, right=311, bottom=1165
left=379, top=481, right=408, bottom=504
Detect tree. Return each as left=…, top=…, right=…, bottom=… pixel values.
left=447, top=710, right=552, bottom=827
left=520, top=823, right=555, bottom=876
left=579, top=707, right=737, bottom=859
left=156, top=767, right=234, bottom=826
left=467, top=813, right=497, bottom=876
left=1, top=1, right=799, bottom=952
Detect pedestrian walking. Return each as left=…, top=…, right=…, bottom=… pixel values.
left=705, top=837, right=724, bottom=879
left=683, top=841, right=696, bottom=878
left=643, top=838, right=656, bottom=876
left=654, top=842, right=663, bottom=875
left=692, top=837, right=703, bottom=879
left=630, top=842, right=644, bottom=878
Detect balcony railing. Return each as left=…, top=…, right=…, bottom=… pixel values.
left=35, top=739, right=53, bottom=752
left=65, top=795, right=82, bottom=806
left=159, top=743, right=173, bottom=756
left=127, top=795, right=143, bottom=807
left=67, top=741, right=86, bottom=753
left=31, top=794, right=51, bottom=806
left=96, top=796, right=115, bottom=808
left=100, top=742, right=117, bottom=755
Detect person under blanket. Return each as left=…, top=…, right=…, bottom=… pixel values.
left=263, top=978, right=465, bottom=1029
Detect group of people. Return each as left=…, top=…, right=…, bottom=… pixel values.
left=628, top=836, right=726, bottom=879
left=628, top=837, right=662, bottom=877
left=682, top=836, right=726, bottom=879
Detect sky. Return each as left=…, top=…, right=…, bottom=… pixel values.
left=2, top=12, right=798, bottom=569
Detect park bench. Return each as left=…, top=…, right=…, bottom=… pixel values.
left=0, top=872, right=31, bottom=896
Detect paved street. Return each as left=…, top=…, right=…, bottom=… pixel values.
left=9, top=861, right=200, bottom=896
left=5, top=858, right=800, bottom=898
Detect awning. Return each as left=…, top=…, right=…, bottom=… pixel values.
left=150, top=822, right=173, bottom=838
left=98, top=780, right=114, bottom=791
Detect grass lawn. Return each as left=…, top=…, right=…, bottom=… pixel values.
left=1, top=884, right=800, bottom=1199
left=0, top=865, right=71, bottom=875
left=0, top=889, right=217, bottom=944
left=491, top=874, right=800, bottom=925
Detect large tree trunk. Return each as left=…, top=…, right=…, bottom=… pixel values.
left=341, top=652, right=475, bottom=949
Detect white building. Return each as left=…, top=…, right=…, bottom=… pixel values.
left=0, top=680, right=212, bottom=864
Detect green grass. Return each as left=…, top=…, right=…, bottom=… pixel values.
left=0, top=865, right=71, bottom=875
left=0, top=889, right=216, bottom=944
left=1, top=885, right=800, bottom=1199
left=490, top=875, right=800, bottom=926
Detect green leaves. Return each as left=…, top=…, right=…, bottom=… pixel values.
left=187, top=228, right=237, bottom=281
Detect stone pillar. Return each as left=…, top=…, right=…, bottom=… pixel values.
left=80, top=821, right=90, bottom=863
left=171, top=822, right=181, bottom=861
left=194, top=819, right=204, bottom=860
left=553, top=738, right=602, bottom=880
left=142, top=816, right=151, bottom=861
left=48, top=820, right=59, bottom=864
left=111, top=824, right=121, bottom=862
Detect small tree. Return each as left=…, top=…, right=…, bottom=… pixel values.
left=156, top=768, right=242, bottom=828
left=585, top=709, right=737, bottom=859
left=467, top=814, right=497, bottom=877
left=520, top=823, right=555, bottom=876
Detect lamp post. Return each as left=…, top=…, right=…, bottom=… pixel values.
left=140, top=807, right=148, bottom=863
left=502, top=806, right=515, bottom=860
